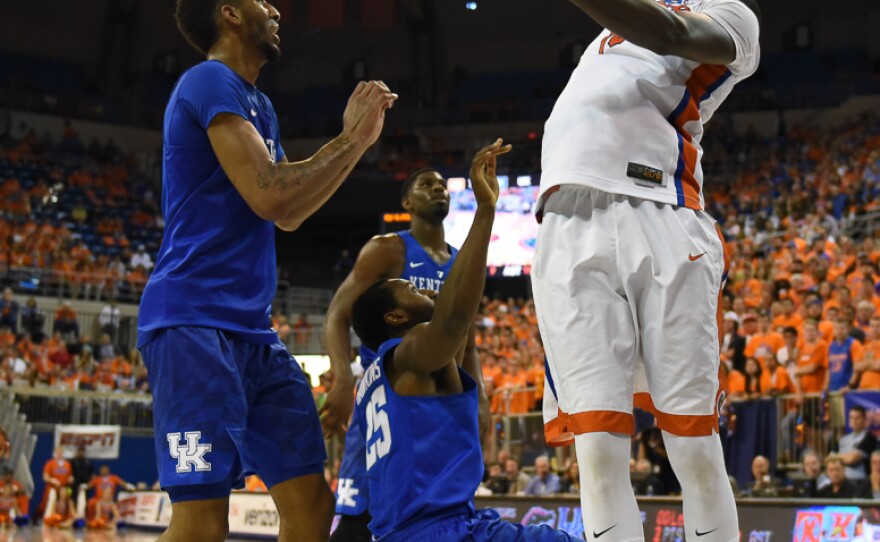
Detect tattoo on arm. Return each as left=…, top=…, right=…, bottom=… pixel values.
left=256, top=135, right=356, bottom=193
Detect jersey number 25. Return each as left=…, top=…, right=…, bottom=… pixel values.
left=365, top=386, right=392, bottom=470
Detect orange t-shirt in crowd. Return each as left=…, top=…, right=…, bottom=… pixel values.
left=797, top=340, right=829, bottom=394
left=91, top=474, right=124, bottom=500
left=745, top=332, right=785, bottom=360
left=727, top=370, right=746, bottom=395
left=817, top=320, right=835, bottom=345
left=773, top=313, right=804, bottom=332
left=760, top=366, right=796, bottom=394
left=43, top=458, right=72, bottom=486
left=859, top=340, right=880, bottom=390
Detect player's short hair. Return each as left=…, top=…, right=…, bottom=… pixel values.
left=175, top=0, right=241, bottom=55
left=352, top=279, right=398, bottom=352
left=737, top=0, right=761, bottom=25
left=401, top=168, right=441, bottom=201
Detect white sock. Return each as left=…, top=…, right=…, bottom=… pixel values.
left=575, top=432, right=644, bottom=542
left=662, top=431, right=738, bottom=542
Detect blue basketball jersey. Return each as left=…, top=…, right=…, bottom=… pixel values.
left=828, top=338, right=857, bottom=392
left=356, top=231, right=458, bottom=369
left=355, top=338, right=482, bottom=539
left=138, top=60, right=285, bottom=347
left=338, top=232, right=458, bottom=517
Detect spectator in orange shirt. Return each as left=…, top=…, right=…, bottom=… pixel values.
left=760, top=347, right=796, bottom=396
left=795, top=320, right=830, bottom=395
left=804, top=296, right=835, bottom=345
left=746, top=314, right=785, bottom=363
left=39, top=448, right=73, bottom=518
left=88, top=465, right=131, bottom=501
left=772, top=297, right=803, bottom=333
left=857, top=315, right=880, bottom=390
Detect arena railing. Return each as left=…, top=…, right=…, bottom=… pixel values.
left=7, top=386, right=154, bottom=434
left=844, top=209, right=880, bottom=239
left=1, top=264, right=143, bottom=305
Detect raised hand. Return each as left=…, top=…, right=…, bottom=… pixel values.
left=469, top=139, right=512, bottom=209
left=342, top=81, right=398, bottom=149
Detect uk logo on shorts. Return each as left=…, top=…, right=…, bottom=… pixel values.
left=167, top=431, right=212, bottom=473
left=336, top=478, right=359, bottom=507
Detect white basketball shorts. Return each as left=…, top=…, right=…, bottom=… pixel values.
left=531, top=185, right=729, bottom=446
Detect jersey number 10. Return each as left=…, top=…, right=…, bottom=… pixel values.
left=365, top=386, right=392, bottom=470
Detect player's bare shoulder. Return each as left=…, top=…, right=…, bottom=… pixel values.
left=354, top=233, right=407, bottom=278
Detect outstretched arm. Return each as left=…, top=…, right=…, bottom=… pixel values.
left=394, top=140, right=511, bottom=374
left=459, top=326, right=491, bottom=438
left=208, top=81, right=397, bottom=226
left=569, top=0, right=738, bottom=64
left=319, top=236, right=404, bottom=437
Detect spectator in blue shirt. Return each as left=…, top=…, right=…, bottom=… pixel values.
left=524, top=456, right=560, bottom=496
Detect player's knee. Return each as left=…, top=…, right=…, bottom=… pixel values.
left=665, top=435, right=727, bottom=492
left=166, top=512, right=228, bottom=542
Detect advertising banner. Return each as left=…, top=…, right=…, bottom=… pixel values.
left=117, top=492, right=880, bottom=541
left=53, top=425, right=121, bottom=459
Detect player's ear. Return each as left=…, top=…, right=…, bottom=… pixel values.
left=219, top=3, right=244, bottom=27
left=401, top=196, right=412, bottom=213
left=384, top=309, right=408, bottom=327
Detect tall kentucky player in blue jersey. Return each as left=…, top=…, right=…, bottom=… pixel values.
left=323, top=168, right=490, bottom=541
left=137, top=1, right=396, bottom=541
left=348, top=140, right=577, bottom=542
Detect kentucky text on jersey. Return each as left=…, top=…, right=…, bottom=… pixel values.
left=356, top=361, right=382, bottom=406
left=405, top=275, right=445, bottom=291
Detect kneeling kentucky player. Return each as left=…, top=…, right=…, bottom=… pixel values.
left=350, top=140, right=577, bottom=542
left=323, top=166, right=490, bottom=541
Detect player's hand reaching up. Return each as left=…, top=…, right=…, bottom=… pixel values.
left=470, top=139, right=512, bottom=209
left=342, top=81, right=398, bottom=149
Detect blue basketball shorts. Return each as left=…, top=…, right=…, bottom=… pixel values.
left=383, top=508, right=580, bottom=542
left=335, top=409, right=369, bottom=515
left=141, top=326, right=326, bottom=502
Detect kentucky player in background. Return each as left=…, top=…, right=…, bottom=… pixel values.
left=323, top=167, right=489, bottom=541
left=533, top=0, right=760, bottom=540
left=137, top=1, right=396, bottom=541
left=348, top=140, right=574, bottom=542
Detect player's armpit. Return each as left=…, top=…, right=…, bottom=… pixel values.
left=392, top=322, right=462, bottom=376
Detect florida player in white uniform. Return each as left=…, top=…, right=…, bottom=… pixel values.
left=532, top=1, right=760, bottom=541
left=323, top=168, right=489, bottom=541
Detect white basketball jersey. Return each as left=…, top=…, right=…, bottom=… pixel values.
left=541, top=0, right=760, bottom=211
